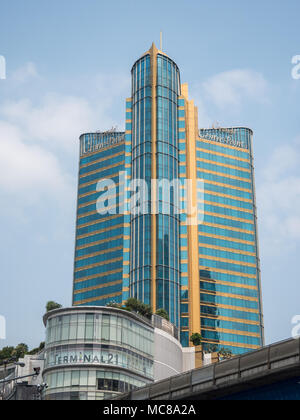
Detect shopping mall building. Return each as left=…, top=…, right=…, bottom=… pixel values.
left=42, top=306, right=195, bottom=400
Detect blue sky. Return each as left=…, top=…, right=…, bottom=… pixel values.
left=0, top=0, right=300, bottom=349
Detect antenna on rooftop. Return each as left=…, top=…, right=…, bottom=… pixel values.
left=212, top=121, right=221, bottom=129
left=160, top=31, right=163, bottom=51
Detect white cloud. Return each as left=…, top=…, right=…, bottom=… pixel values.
left=0, top=120, right=71, bottom=199
left=262, top=144, right=300, bottom=181
left=0, top=95, right=99, bottom=153
left=0, top=70, right=130, bottom=152
left=0, top=66, right=131, bottom=217
left=203, top=69, right=268, bottom=109
left=257, top=141, right=300, bottom=254
left=11, top=62, right=39, bottom=84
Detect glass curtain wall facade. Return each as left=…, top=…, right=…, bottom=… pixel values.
left=73, top=131, right=131, bottom=306
left=129, top=44, right=181, bottom=326
left=156, top=53, right=181, bottom=327
left=72, top=44, right=264, bottom=356
left=178, top=92, right=264, bottom=354
left=130, top=53, right=152, bottom=308
left=197, top=128, right=264, bottom=354
left=43, top=307, right=154, bottom=400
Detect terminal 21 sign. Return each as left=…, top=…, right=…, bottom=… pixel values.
left=48, top=349, right=153, bottom=378
left=54, top=351, right=119, bottom=366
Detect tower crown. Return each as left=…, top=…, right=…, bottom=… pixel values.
left=131, top=42, right=173, bottom=72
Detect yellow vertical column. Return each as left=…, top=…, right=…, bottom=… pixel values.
left=182, top=83, right=201, bottom=342
left=150, top=43, right=158, bottom=313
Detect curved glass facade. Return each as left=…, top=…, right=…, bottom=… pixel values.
left=130, top=48, right=181, bottom=327
left=130, top=54, right=152, bottom=306
left=43, top=368, right=148, bottom=400
left=73, top=129, right=132, bottom=307
left=180, top=123, right=264, bottom=354
left=197, top=128, right=263, bottom=353
left=43, top=307, right=154, bottom=400
left=156, top=54, right=181, bottom=327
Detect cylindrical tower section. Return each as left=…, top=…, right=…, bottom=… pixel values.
left=130, top=52, right=152, bottom=309
left=130, top=45, right=181, bottom=326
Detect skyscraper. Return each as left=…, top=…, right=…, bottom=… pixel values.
left=72, top=131, right=131, bottom=306
left=72, top=44, right=264, bottom=355
left=129, top=44, right=181, bottom=327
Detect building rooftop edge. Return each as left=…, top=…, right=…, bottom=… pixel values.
left=43, top=305, right=152, bottom=328
left=79, top=131, right=125, bottom=139
left=199, top=127, right=253, bottom=134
